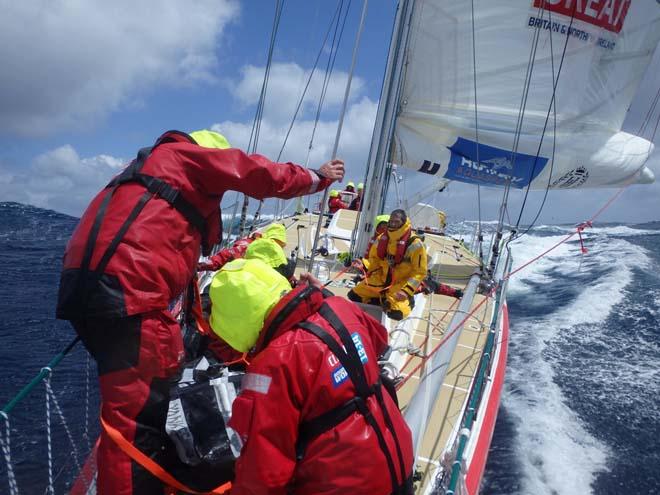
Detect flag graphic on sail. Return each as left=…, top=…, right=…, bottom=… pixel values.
left=392, top=0, right=660, bottom=189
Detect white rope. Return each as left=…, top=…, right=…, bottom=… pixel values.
left=43, top=374, right=81, bottom=472
left=83, top=352, right=91, bottom=451
left=44, top=373, right=54, bottom=495
left=0, top=411, right=19, bottom=495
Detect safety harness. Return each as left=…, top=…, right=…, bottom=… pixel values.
left=76, top=131, right=209, bottom=313
left=376, top=227, right=415, bottom=265
left=296, top=303, right=410, bottom=495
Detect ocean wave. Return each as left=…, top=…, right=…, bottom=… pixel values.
left=501, top=232, right=652, bottom=494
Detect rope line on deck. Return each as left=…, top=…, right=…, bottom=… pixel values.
left=397, top=184, right=628, bottom=390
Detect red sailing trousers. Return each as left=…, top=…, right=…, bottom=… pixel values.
left=73, top=310, right=184, bottom=494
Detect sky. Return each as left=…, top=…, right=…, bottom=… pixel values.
left=0, top=0, right=658, bottom=225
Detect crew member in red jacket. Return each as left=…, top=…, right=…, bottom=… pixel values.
left=327, top=189, right=348, bottom=214
left=56, top=129, right=344, bottom=495
left=198, top=222, right=290, bottom=272
left=211, top=259, right=414, bottom=495
left=196, top=232, right=260, bottom=271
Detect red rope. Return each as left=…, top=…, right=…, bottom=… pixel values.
left=399, top=298, right=460, bottom=374
left=396, top=184, right=629, bottom=389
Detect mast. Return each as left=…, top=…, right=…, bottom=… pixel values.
left=308, top=0, right=370, bottom=270
left=353, top=0, right=416, bottom=257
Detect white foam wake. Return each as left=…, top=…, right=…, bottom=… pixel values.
left=503, top=232, right=651, bottom=495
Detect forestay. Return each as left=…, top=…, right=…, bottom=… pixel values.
left=392, top=0, right=660, bottom=189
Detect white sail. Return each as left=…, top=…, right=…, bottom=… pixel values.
left=393, top=0, right=660, bottom=189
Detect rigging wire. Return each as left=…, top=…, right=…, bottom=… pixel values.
left=309, top=0, right=368, bottom=269
left=637, top=85, right=660, bottom=137
left=254, top=0, right=350, bottom=224
left=470, top=0, right=484, bottom=265
left=512, top=9, right=574, bottom=233
left=276, top=2, right=345, bottom=162
left=494, top=1, right=547, bottom=231
left=311, top=0, right=350, bottom=145
left=238, top=0, right=285, bottom=237
left=511, top=8, right=575, bottom=240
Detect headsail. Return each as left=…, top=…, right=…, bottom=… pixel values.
left=392, top=0, right=660, bottom=189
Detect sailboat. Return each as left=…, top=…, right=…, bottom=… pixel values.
left=1, top=1, right=658, bottom=494
left=285, top=1, right=658, bottom=492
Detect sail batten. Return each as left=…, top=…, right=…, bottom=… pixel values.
left=392, top=0, right=660, bottom=190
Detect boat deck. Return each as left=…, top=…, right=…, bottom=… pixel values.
left=283, top=210, right=495, bottom=492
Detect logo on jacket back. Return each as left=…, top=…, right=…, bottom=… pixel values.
left=444, top=137, right=548, bottom=188
left=331, top=333, right=368, bottom=387
left=532, top=0, right=631, bottom=34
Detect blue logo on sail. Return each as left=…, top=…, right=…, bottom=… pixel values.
left=445, top=137, right=548, bottom=188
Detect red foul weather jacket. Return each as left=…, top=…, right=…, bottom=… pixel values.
left=197, top=235, right=258, bottom=271
left=229, top=285, right=413, bottom=495
left=327, top=196, right=347, bottom=214
left=57, top=130, right=331, bottom=319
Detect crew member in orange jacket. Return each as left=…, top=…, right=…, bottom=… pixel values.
left=56, top=129, right=344, bottom=495
left=210, top=260, right=414, bottom=495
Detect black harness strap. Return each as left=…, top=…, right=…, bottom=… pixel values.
left=93, top=191, right=153, bottom=279
left=107, top=149, right=208, bottom=240
left=79, top=183, right=119, bottom=286
left=76, top=141, right=210, bottom=313
left=295, top=395, right=366, bottom=451
left=318, top=304, right=370, bottom=391
left=261, top=285, right=316, bottom=349
left=318, top=303, right=407, bottom=485
left=296, top=305, right=409, bottom=495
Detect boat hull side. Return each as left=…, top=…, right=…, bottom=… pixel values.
left=464, top=301, right=509, bottom=495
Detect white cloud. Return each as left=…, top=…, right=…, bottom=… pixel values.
left=216, top=62, right=375, bottom=182
left=0, top=146, right=125, bottom=216
left=0, top=1, right=239, bottom=137
left=228, top=62, right=366, bottom=125
left=215, top=95, right=376, bottom=183
left=0, top=60, right=378, bottom=219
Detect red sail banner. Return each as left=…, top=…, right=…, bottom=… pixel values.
left=533, top=0, right=631, bottom=33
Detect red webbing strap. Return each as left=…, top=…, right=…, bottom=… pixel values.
left=190, top=273, right=214, bottom=338
left=576, top=221, right=592, bottom=254
left=100, top=416, right=232, bottom=495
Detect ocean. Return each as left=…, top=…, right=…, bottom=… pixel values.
left=0, top=202, right=658, bottom=494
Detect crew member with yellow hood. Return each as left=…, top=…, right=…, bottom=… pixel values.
left=327, top=189, right=348, bottom=213
left=244, top=235, right=295, bottom=282
left=348, top=209, right=427, bottom=320
left=209, top=259, right=413, bottom=495
left=56, top=129, right=344, bottom=495
left=197, top=222, right=289, bottom=272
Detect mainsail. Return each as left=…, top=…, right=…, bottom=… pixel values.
left=392, top=0, right=660, bottom=189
